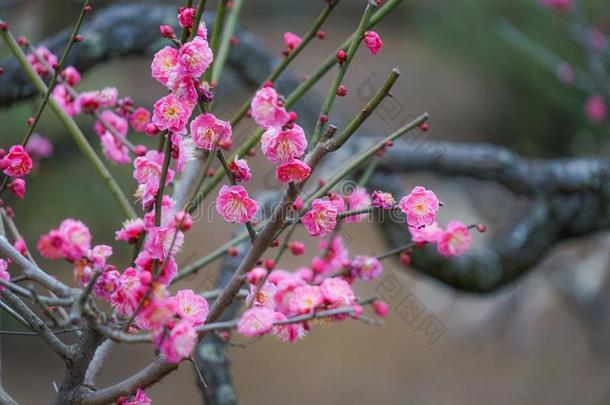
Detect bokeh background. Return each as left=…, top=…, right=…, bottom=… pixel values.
left=1, top=0, right=610, bottom=404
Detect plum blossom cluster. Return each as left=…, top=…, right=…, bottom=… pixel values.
left=0, top=2, right=478, bottom=403
left=23, top=45, right=152, bottom=165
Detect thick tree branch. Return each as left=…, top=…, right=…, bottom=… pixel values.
left=359, top=139, right=610, bottom=292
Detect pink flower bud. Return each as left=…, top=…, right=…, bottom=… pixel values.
left=8, top=178, right=25, bottom=199
left=372, top=300, right=389, bottom=318
left=288, top=241, right=305, bottom=256
left=144, top=123, right=160, bottom=137
left=160, top=25, right=176, bottom=39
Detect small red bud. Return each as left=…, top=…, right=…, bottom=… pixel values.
left=26, top=117, right=34, bottom=126
left=83, top=5, right=92, bottom=13
left=230, top=35, right=240, bottom=46
left=0, top=67, right=4, bottom=75
left=207, top=168, right=216, bottom=177
left=317, top=30, right=326, bottom=39
left=17, top=36, right=28, bottom=47
left=318, top=179, right=326, bottom=187
left=74, top=34, right=84, bottom=43
left=264, top=259, right=275, bottom=271
left=399, top=251, right=411, bottom=266
left=419, top=122, right=429, bottom=132
left=218, top=330, right=231, bottom=341
left=319, top=114, right=328, bottom=124
left=159, top=25, right=176, bottom=39
left=262, top=81, right=274, bottom=88
left=372, top=300, right=389, bottom=318
left=175, top=211, right=193, bottom=232
left=144, top=123, right=160, bottom=137
left=247, top=148, right=256, bottom=157
left=336, top=84, right=348, bottom=97
left=288, top=111, right=298, bottom=122
left=292, top=197, right=304, bottom=211
left=288, top=241, right=305, bottom=256
left=385, top=140, right=394, bottom=148
left=0, top=21, right=8, bottom=31
left=270, top=239, right=280, bottom=248
left=255, top=258, right=263, bottom=266
left=228, top=246, right=239, bottom=257
left=336, top=49, right=347, bottom=64
left=476, top=224, right=487, bottom=233
left=134, top=145, right=147, bottom=156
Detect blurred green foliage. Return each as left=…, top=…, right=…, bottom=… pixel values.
left=409, top=0, right=610, bottom=156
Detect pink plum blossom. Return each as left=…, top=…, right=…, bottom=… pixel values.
left=276, top=159, right=311, bottom=183
left=190, top=113, right=232, bottom=150
left=246, top=267, right=268, bottom=285
left=409, top=222, right=443, bottom=244
left=8, top=178, right=25, bottom=199
left=399, top=186, right=440, bottom=228
left=151, top=46, right=179, bottom=87
left=152, top=93, right=192, bottom=133
left=36, top=229, right=66, bottom=260
left=171, top=134, right=196, bottom=172
left=228, top=156, right=252, bottom=182
left=283, top=32, right=302, bottom=50
left=60, top=66, right=81, bottom=86
left=237, top=307, right=275, bottom=337
left=0, top=259, right=10, bottom=291
left=246, top=282, right=277, bottom=310
left=288, top=285, right=323, bottom=314
left=93, top=269, right=121, bottom=302
left=144, top=226, right=184, bottom=260
left=2, top=145, right=32, bottom=177
left=371, top=190, right=395, bottom=209
left=272, top=312, right=307, bottom=343
left=130, top=107, right=151, bottom=132
left=58, top=219, right=92, bottom=261
left=177, top=36, right=213, bottom=78
left=117, top=389, right=151, bottom=405
left=364, top=31, right=384, bottom=55
left=26, top=46, right=58, bottom=77
left=301, top=199, right=338, bottom=237
left=115, top=218, right=145, bottom=244
left=215, top=185, right=259, bottom=224
left=320, top=277, right=355, bottom=307
left=52, top=85, right=79, bottom=116
left=250, top=87, right=290, bottom=129
left=100, top=133, right=131, bottom=165
left=351, top=255, right=383, bottom=281
left=133, top=150, right=169, bottom=185
left=171, top=289, right=209, bottom=327
left=178, top=7, right=196, bottom=28
left=25, top=134, right=53, bottom=160
left=437, top=220, right=472, bottom=257
left=158, top=320, right=198, bottom=363
left=344, top=186, right=371, bottom=223
left=260, top=124, right=308, bottom=163
left=585, top=95, right=607, bottom=123
left=327, top=192, right=346, bottom=213
left=112, top=268, right=151, bottom=317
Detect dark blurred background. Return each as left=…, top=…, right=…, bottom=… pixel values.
left=1, top=0, right=610, bottom=404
